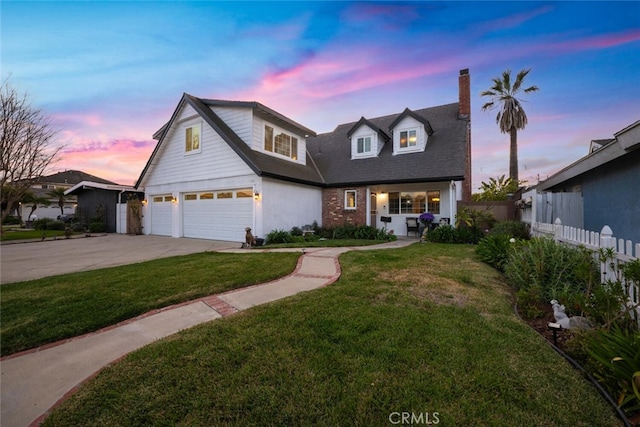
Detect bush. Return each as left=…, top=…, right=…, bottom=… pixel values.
left=491, top=220, right=531, bottom=240
left=586, top=325, right=640, bottom=417
left=476, top=233, right=513, bottom=271
left=33, top=218, right=65, bottom=231
left=456, top=225, right=485, bottom=244
left=2, top=216, right=22, bottom=225
left=504, top=238, right=598, bottom=303
left=516, top=285, right=546, bottom=319
left=88, top=222, right=106, bottom=233
left=266, top=229, right=292, bottom=244
left=424, top=224, right=457, bottom=243
left=290, top=226, right=303, bottom=236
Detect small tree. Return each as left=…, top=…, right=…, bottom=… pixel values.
left=47, top=187, right=68, bottom=216
left=472, top=175, right=520, bottom=201
left=21, top=190, right=51, bottom=221
left=0, top=78, right=60, bottom=228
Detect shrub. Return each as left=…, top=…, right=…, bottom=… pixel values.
left=33, top=218, right=65, bottom=231
left=516, top=285, right=546, bottom=319
left=2, top=216, right=22, bottom=225
left=491, top=220, right=531, bottom=240
left=88, top=222, right=106, bottom=233
left=290, top=226, right=303, bottom=236
left=265, top=229, right=292, bottom=244
left=424, top=224, right=457, bottom=243
left=476, top=233, right=513, bottom=271
left=455, top=225, right=485, bottom=244
left=504, top=238, right=598, bottom=303
left=586, top=325, right=640, bottom=417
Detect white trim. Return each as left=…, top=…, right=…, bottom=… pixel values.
left=344, top=189, right=357, bottom=210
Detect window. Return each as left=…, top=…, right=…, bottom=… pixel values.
left=185, top=124, right=201, bottom=153
left=164, top=196, right=174, bottom=202
left=427, top=191, right=440, bottom=214
left=184, top=194, right=197, bottom=201
left=236, top=189, right=253, bottom=198
left=217, top=191, right=233, bottom=199
left=345, top=190, right=357, bottom=210
left=388, top=192, right=426, bottom=214
left=199, top=192, right=214, bottom=200
left=399, top=129, right=417, bottom=148
left=357, top=136, right=372, bottom=154
left=153, top=196, right=164, bottom=203
left=264, top=125, right=298, bottom=160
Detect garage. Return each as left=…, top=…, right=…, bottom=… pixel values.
left=150, top=195, right=173, bottom=236
left=182, top=188, right=253, bottom=241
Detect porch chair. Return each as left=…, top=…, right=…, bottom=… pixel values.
left=406, top=217, right=420, bottom=237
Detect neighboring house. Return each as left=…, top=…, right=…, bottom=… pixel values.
left=20, top=170, right=116, bottom=221
left=135, top=69, right=472, bottom=241
left=65, top=181, right=143, bottom=233
left=535, top=120, right=640, bottom=243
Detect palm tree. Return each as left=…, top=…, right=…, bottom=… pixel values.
left=481, top=68, right=539, bottom=183
left=47, top=187, right=68, bottom=216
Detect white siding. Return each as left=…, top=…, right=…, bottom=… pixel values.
left=350, top=125, right=381, bottom=159
left=260, top=178, right=322, bottom=237
left=142, top=106, right=254, bottom=188
left=392, top=116, right=427, bottom=154
left=211, top=106, right=253, bottom=146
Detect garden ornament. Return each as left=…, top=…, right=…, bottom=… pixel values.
left=550, top=300, right=592, bottom=330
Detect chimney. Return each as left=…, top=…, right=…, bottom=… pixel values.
left=458, top=68, right=470, bottom=119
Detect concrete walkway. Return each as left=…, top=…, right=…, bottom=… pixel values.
left=0, top=239, right=413, bottom=426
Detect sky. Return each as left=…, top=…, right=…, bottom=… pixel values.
left=2, top=1, right=639, bottom=191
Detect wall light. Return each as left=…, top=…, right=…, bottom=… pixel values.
left=171, top=197, right=178, bottom=204
left=142, top=199, right=148, bottom=206
left=254, top=191, right=260, bottom=200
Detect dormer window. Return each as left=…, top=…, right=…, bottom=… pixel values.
left=264, top=124, right=298, bottom=160
left=357, top=136, right=372, bottom=154
left=399, top=129, right=418, bottom=148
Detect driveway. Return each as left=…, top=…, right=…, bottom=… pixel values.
left=0, top=234, right=239, bottom=284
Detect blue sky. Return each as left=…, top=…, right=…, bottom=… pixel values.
left=2, top=1, right=639, bottom=189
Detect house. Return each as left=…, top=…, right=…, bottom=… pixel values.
left=20, top=170, right=116, bottom=221
left=535, top=120, right=640, bottom=243
left=65, top=181, right=144, bottom=233
left=135, top=69, right=472, bottom=241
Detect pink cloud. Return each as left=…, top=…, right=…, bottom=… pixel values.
left=477, top=5, right=554, bottom=32
left=51, top=111, right=103, bottom=127
left=549, top=29, right=640, bottom=52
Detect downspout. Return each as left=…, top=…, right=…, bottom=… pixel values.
left=450, top=181, right=457, bottom=225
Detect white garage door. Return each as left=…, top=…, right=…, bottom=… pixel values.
left=183, top=188, right=253, bottom=241
left=150, top=195, right=173, bottom=236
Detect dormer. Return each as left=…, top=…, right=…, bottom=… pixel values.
left=389, top=108, right=433, bottom=155
left=346, top=117, right=390, bottom=159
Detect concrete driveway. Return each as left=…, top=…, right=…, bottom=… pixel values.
left=0, top=234, right=239, bottom=284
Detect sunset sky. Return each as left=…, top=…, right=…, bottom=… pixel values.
left=2, top=1, right=639, bottom=191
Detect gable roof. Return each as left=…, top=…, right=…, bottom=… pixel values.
left=346, top=116, right=391, bottom=141
left=388, top=107, right=434, bottom=136
left=136, top=94, right=323, bottom=188
left=65, top=181, right=139, bottom=196
left=537, top=120, right=640, bottom=191
left=307, top=102, right=468, bottom=186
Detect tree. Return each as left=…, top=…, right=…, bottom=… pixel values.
left=47, top=187, right=68, bottom=216
left=472, top=175, right=520, bottom=201
left=481, top=68, right=539, bottom=183
left=21, top=190, right=51, bottom=221
left=0, top=78, right=60, bottom=227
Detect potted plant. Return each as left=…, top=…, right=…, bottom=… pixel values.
left=419, top=212, right=435, bottom=240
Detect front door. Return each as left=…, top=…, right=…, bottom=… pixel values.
left=370, top=193, right=377, bottom=228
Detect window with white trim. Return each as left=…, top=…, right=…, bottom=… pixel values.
left=427, top=191, right=440, bottom=214
left=185, top=124, right=201, bottom=153
left=399, top=128, right=418, bottom=149
left=357, top=136, right=372, bottom=154
left=264, top=124, right=298, bottom=160
left=344, top=190, right=357, bottom=210
left=388, top=192, right=426, bottom=214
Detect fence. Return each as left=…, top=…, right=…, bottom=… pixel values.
left=532, top=218, right=639, bottom=324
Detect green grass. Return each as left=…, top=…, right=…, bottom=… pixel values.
left=264, top=238, right=390, bottom=248
left=0, top=252, right=300, bottom=356
left=0, top=229, right=68, bottom=241
left=41, top=244, right=621, bottom=426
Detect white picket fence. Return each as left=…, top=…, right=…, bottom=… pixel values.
left=532, top=218, right=640, bottom=324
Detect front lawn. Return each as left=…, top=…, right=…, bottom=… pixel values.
left=0, top=252, right=300, bottom=356
left=42, top=244, right=621, bottom=426
left=0, top=229, right=68, bottom=241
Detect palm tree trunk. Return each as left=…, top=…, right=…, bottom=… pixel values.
left=509, top=126, right=518, bottom=183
